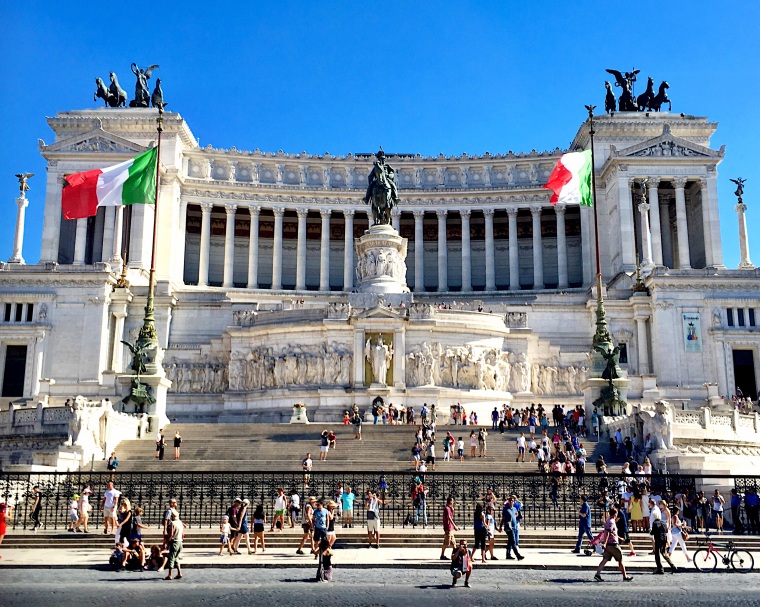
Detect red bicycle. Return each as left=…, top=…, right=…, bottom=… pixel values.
left=693, top=534, right=754, bottom=573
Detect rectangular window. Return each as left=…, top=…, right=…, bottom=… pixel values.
left=619, top=343, right=628, bottom=364
left=727, top=308, right=734, bottom=327
left=26, top=303, right=33, bottom=322
left=14, top=304, right=22, bottom=322
left=3, top=304, right=10, bottom=322
left=738, top=308, right=746, bottom=327
left=750, top=309, right=756, bottom=327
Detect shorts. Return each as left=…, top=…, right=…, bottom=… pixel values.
left=313, top=527, right=327, bottom=542
left=529, top=426, right=535, bottom=434
left=167, top=541, right=182, bottom=568
left=451, top=568, right=463, bottom=577
left=443, top=530, right=456, bottom=547
left=457, top=449, right=464, bottom=457
left=426, top=456, right=435, bottom=464
left=714, top=511, right=724, bottom=519
left=602, top=544, right=623, bottom=562
left=253, top=523, right=265, bottom=533
left=367, top=518, right=379, bottom=534
left=518, top=447, right=525, bottom=454
left=240, top=521, right=250, bottom=534
left=343, top=508, right=354, bottom=517
left=220, top=534, right=230, bottom=544
left=103, top=507, right=115, bottom=518
left=275, top=509, right=285, bottom=516
left=70, top=512, right=78, bottom=523
left=302, top=522, right=313, bottom=533
left=327, top=531, right=336, bottom=538
left=320, top=446, right=329, bottom=452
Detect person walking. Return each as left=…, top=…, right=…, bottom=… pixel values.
left=572, top=495, right=594, bottom=553
left=107, top=452, right=119, bottom=472
left=155, top=428, right=165, bottom=460
left=219, top=515, right=234, bottom=556
left=341, top=486, right=355, bottom=528
left=100, top=481, right=121, bottom=535
left=712, top=490, right=726, bottom=534
left=164, top=511, right=183, bottom=580
left=485, top=504, right=497, bottom=561
left=650, top=509, right=677, bottom=574
left=668, top=506, right=692, bottom=563
left=74, top=485, right=92, bottom=533
left=471, top=504, right=488, bottom=563
left=173, top=431, right=182, bottom=460
left=234, top=498, right=252, bottom=554
left=593, top=506, right=633, bottom=582
left=366, top=490, right=381, bottom=549
left=0, top=499, right=12, bottom=559
left=252, top=503, right=266, bottom=553
left=498, top=495, right=524, bottom=560
left=296, top=496, right=316, bottom=555
left=29, top=486, right=43, bottom=532
left=440, top=496, right=460, bottom=560
left=515, top=432, right=526, bottom=463
left=271, top=487, right=287, bottom=532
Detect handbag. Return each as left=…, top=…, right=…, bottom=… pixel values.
left=682, top=530, right=690, bottom=541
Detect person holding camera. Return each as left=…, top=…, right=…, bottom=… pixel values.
left=450, top=539, right=472, bottom=587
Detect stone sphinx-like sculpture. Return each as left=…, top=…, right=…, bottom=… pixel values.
left=640, top=400, right=674, bottom=450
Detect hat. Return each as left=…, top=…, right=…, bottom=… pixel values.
left=327, top=500, right=337, bottom=508
left=243, top=499, right=250, bottom=505
left=234, top=497, right=242, bottom=503
left=223, top=515, right=229, bottom=520
left=73, top=494, right=80, bottom=499
left=308, top=496, right=317, bottom=502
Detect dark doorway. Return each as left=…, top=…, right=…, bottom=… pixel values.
left=733, top=349, right=757, bottom=400
left=2, top=345, right=27, bottom=397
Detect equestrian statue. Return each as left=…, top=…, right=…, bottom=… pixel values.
left=363, top=148, right=400, bottom=226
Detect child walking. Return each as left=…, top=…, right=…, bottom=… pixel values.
left=219, top=515, right=233, bottom=555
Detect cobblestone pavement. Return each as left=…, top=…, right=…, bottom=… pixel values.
left=1, top=567, right=759, bottom=607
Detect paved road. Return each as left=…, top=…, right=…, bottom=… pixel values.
left=1, top=568, right=759, bottom=606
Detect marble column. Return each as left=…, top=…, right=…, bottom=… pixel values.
left=111, top=206, right=124, bottom=264
left=699, top=178, right=716, bottom=266
left=413, top=210, right=425, bottom=292
left=272, top=207, right=284, bottom=290
left=343, top=209, right=355, bottom=291
left=659, top=199, right=674, bottom=268
left=391, top=208, right=400, bottom=232
left=100, top=207, right=115, bottom=264
left=40, top=168, right=63, bottom=263
left=247, top=205, right=260, bottom=288
left=460, top=209, right=472, bottom=291
left=111, top=309, right=128, bottom=371
left=176, top=199, right=189, bottom=282
left=530, top=205, right=544, bottom=290
left=704, top=172, right=724, bottom=267
left=319, top=209, right=331, bottom=291
left=673, top=178, right=691, bottom=269
left=555, top=204, right=568, bottom=289
left=736, top=200, right=754, bottom=269
left=639, top=200, right=654, bottom=269
left=296, top=208, right=308, bottom=290
left=8, top=195, right=29, bottom=264
left=198, top=202, right=212, bottom=286
left=73, top=218, right=88, bottom=265
left=222, top=204, right=237, bottom=288
left=507, top=207, right=520, bottom=291
left=484, top=208, right=496, bottom=291
left=635, top=316, right=649, bottom=374
left=618, top=176, right=636, bottom=268
left=647, top=178, right=663, bottom=265
left=436, top=209, right=448, bottom=292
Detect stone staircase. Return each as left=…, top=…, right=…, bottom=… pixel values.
left=106, top=423, right=610, bottom=473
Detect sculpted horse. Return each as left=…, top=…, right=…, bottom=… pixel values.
left=648, top=81, right=671, bottom=112
left=94, top=78, right=113, bottom=107
left=604, top=81, right=616, bottom=114
left=368, top=164, right=395, bottom=225
left=108, top=72, right=127, bottom=107
left=636, top=77, right=655, bottom=111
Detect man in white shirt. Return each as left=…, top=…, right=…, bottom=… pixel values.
left=100, top=481, right=121, bottom=535
left=648, top=498, right=662, bottom=554
left=515, top=433, right=526, bottom=463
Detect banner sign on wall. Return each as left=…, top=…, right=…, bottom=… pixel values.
left=682, top=312, right=702, bottom=352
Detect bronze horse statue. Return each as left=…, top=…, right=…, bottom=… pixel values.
left=363, top=150, right=399, bottom=226
left=94, top=76, right=126, bottom=108
left=648, top=81, right=671, bottom=112
left=108, top=72, right=127, bottom=107
left=604, top=81, right=616, bottom=114
left=636, top=77, right=655, bottom=111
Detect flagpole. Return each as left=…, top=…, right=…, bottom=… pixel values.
left=137, top=105, right=164, bottom=352
left=115, top=208, right=131, bottom=288
left=584, top=104, right=612, bottom=348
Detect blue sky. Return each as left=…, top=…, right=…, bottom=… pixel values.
left=1, top=1, right=758, bottom=268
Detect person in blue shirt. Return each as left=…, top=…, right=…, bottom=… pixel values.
left=491, top=407, right=499, bottom=431
left=573, top=495, right=594, bottom=553
left=511, top=494, right=522, bottom=547
left=312, top=501, right=328, bottom=547
left=745, top=487, right=760, bottom=534
left=341, top=487, right=355, bottom=528
left=730, top=488, right=744, bottom=533
left=498, top=496, right=524, bottom=560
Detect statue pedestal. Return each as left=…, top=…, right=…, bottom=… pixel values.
left=583, top=377, right=630, bottom=417
left=355, top=224, right=410, bottom=294
left=117, top=373, right=171, bottom=432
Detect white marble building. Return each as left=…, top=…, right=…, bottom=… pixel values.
left=0, top=108, right=758, bottom=422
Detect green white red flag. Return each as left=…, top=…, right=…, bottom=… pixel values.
left=543, top=150, right=593, bottom=207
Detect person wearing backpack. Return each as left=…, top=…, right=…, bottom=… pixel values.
left=650, top=509, right=677, bottom=574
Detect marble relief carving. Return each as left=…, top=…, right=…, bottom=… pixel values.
left=164, top=361, right=229, bottom=394
left=355, top=246, right=406, bottom=282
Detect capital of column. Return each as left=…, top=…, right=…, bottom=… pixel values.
left=436, top=209, right=447, bottom=219
left=628, top=177, right=637, bottom=187
left=529, top=205, right=543, bottom=217
left=320, top=208, right=331, bottom=219
left=673, top=177, right=688, bottom=189
left=200, top=202, right=213, bottom=213
left=391, top=208, right=401, bottom=218
left=638, top=202, right=650, bottom=213
left=273, top=206, right=285, bottom=217
left=505, top=207, right=518, bottom=218
left=16, top=196, right=29, bottom=210
left=736, top=202, right=748, bottom=214
left=554, top=203, right=566, bottom=216
left=249, top=204, right=261, bottom=217
left=343, top=208, right=355, bottom=218
left=296, top=208, right=308, bottom=219
left=647, top=177, right=661, bottom=189
left=483, top=208, right=495, bottom=218
left=413, top=210, right=425, bottom=220
left=225, top=204, right=238, bottom=215
left=459, top=208, right=471, bottom=219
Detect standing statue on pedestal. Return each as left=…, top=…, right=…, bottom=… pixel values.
left=15, top=173, right=34, bottom=194
left=731, top=177, right=746, bottom=203
left=129, top=63, right=160, bottom=108
left=365, top=334, right=393, bottom=386
left=363, top=149, right=399, bottom=226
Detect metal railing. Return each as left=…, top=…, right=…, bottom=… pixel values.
left=0, top=470, right=755, bottom=532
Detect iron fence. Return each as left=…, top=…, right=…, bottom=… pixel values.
left=0, top=470, right=755, bottom=533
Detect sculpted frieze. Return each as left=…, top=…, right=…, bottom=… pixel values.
left=164, top=360, right=229, bottom=394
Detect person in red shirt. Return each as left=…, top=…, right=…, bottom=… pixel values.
left=440, top=496, right=460, bottom=560
left=0, top=500, right=12, bottom=559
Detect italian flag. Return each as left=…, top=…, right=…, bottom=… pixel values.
left=543, top=150, right=593, bottom=207
left=61, top=147, right=158, bottom=220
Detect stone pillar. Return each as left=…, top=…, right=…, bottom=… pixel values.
left=343, top=209, right=355, bottom=291
left=618, top=176, right=636, bottom=268
left=484, top=208, right=496, bottom=291
left=247, top=205, right=260, bottom=288
left=530, top=205, right=544, bottom=289
left=507, top=207, right=520, bottom=291
left=73, top=218, right=88, bottom=265
left=100, top=206, right=115, bottom=264
left=699, top=178, right=717, bottom=266
left=296, top=208, right=308, bottom=290
left=176, top=199, right=188, bottom=282
left=736, top=201, right=754, bottom=269
left=647, top=178, right=663, bottom=265
left=198, top=202, right=213, bottom=286
left=40, top=167, right=63, bottom=263
left=639, top=200, right=654, bottom=269
left=413, top=210, right=425, bottom=292
left=460, top=209, right=472, bottom=291
left=391, top=208, right=400, bottom=232
left=705, top=172, right=724, bottom=267
left=8, top=194, right=29, bottom=264
left=111, top=206, right=124, bottom=264
left=673, top=177, right=691, bottom=269
left=635, top=316, right=649, bottom=374
left=436, top=209, right=448, bottom=292
left=222, top=205, right=237, bottom=288
left=555, top=204, right=568, bottom=289
left=659, top=199, right=674, bottom=268
left=319, top=208, right=332, bottom=291
left=272, top=206, right=284, bottom=290
left=111, top=309, right=127, bottom=371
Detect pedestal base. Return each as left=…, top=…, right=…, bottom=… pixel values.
left=355, top=224, right=410, bottom=294
left=117, top=373, right=171, bottom=431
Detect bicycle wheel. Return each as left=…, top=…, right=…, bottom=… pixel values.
left=693, top=548, right=718, bottom=572
left=730, top=549, right=754, bottom=573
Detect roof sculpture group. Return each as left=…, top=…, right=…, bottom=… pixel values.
left=94, top=63, right=165, bottom=110
left=604, top=68, right=671, bottom=113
